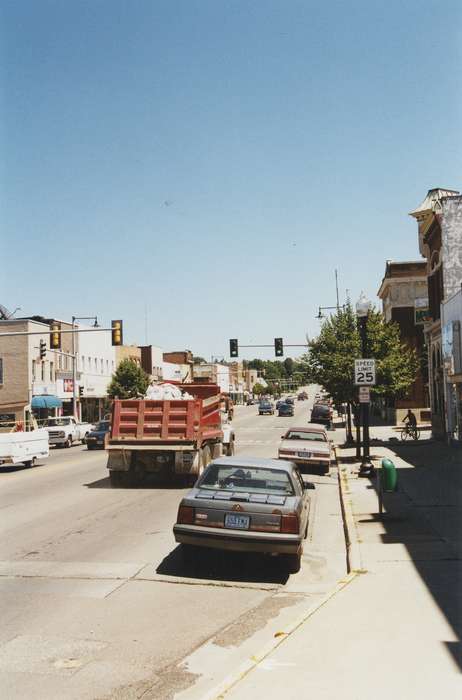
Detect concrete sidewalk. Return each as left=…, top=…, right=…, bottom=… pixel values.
left=221, top=442, right=462, bottom=699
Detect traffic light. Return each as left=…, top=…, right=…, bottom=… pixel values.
left=229, top=339, right=238, bottom=358
left=39, top=340, right=46, bottom=360
left=111, top=320, right=123, bottom=346
left=50, top=321, right=61, bottom=350
left=274, top=337, right=284, bottom=357
left=79, top=385, right=84, bottom=398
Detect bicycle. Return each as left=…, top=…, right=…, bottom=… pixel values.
left=400, top=424, right=420, bottom=441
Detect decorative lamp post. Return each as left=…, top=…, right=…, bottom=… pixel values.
left=355, top=293, right=374, bottom=476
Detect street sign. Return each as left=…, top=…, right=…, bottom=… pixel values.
left=355, top=359, right=376, bottom=386
left=358, top=386, right=370, bottom=403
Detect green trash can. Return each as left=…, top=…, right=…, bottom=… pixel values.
left=381, top=458, right=398, bottom=492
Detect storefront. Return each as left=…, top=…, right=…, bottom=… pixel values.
left=31, top=394, right=63, bottom=423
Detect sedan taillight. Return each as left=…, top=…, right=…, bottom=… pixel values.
left=177, top=505, right=194, bottom=524
left=281, top=513, right=299, bottom=534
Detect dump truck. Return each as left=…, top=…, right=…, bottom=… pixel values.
left=106, top=383, right=235, bottom=486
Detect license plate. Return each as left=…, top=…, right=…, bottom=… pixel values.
left=225, top=513, right=250, bottom=530
left=298, top=451, right=311, bottom=458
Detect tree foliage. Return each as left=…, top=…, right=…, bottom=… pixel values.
left=252, top=383, right=266, bottom=396
left=300, top=304, right=418, bottom=405
left=107, top=359, right=150, bottom=399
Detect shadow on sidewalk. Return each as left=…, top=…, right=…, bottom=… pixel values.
left=364, top=441, right=462, bottom=671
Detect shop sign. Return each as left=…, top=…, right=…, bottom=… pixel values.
left=63, top=379, right=74, bottom=393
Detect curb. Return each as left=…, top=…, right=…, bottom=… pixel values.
left=336, top=457, right=364, bottom=574
left=205, top=573, right=358, bottom=700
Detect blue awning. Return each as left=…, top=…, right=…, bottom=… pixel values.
left=31, top=395, right=63, bottom=409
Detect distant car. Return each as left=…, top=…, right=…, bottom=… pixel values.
left=278, top=425, right=332, bottom=474
left=173, top=457, right=311, bottom=573
left=310, top=403, right=333, bottom=428
left=246, top=398, right=256, bottom=405
left=86, top=420, right=111, bottom=450
left=297, top=392, right=308, bottom=401
left=259, top=401, right=274, bottom=415
left=278, top=402, right=295, bottom=417
left=285, top=397, right=295, bottom=406
left=275, top=400, right=285, bottom=410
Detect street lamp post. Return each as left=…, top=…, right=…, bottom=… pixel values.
left=355, top=293, right=374, bottom=477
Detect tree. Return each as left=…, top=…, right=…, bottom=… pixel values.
left=300, top=304, right=418, bottom=405
left=107, top=359, right=150, bottom=399
left=252, top=383, right=266, bottom=396
left=193, top=356, right=207, bottom=365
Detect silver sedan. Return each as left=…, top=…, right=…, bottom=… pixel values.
left=173, top=457, right=311, bottom=573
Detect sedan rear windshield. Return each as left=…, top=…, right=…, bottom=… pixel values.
left=285, top=431, right=326, bottom=441
left=198, top=465, right=294, bottom=496
left=312, top=405, right=329, bottom=415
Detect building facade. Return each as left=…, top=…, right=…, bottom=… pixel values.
left=442, top=288, right=462, bottom=441
left=377, top=260, right=429, bottom=423
left=409, top=188, right=461, bottom=438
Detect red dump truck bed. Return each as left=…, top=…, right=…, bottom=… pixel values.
left=110, top=383, right=222, bottom=445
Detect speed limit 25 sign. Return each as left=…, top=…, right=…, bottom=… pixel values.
left=355, top=359, right=376, bottom=386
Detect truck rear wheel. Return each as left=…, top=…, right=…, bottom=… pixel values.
left=64, top=437, right=72, bottom=448
left=109, top=471, right=131, bottom=487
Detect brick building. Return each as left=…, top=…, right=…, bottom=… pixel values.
left=377, top=260, right=429, bottom=423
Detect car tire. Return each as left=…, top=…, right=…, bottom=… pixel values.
left=64, top=437, right=72, bottom=448
left=286, top=553, right=301, bottom=574
left=23, top=458, right=35, bottom=468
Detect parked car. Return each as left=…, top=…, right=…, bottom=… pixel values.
left=259, top=400, right=274, bottom=415
left=275, top=399, right=285, bottom=410
left=173, top=457, right=311, bottom=573
left=285, top=397, right=295, bottom=406
left=246, top=397, right=256, bottom=405
left=86, top=420, right=111, bottom=450
left=278, top=402, right=295, bottom=417
left=278, top=425, right=332, bottom=474
left=44, top=416, right=95, bottom=448
left=310, top=403, right=333, bottom=429
left=0, top=428, right=49, bottom=468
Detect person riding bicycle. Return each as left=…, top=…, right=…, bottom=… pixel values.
left=403, top=409, right=417, bottom=432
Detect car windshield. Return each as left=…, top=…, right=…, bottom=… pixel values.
left=285, top=430, right=326, bottom=442
left=96, top=421, right=110, bottom=431
left=312, top=405, right=329, bottom=415
left=260, top=401, right=271, bottom=407
left=198, top=465, right=295, bottom=495
left=46, top=418, right=70, bottom=427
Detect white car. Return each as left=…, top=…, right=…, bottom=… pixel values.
left=44, top=416, right=95, bottom=448
left=278, top=425, right=332, bottom=474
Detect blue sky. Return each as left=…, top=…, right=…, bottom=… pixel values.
left=2, top=0, right=461, bottom=360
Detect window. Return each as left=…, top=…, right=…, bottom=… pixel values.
left=41, top=362, right=45, bottom=381
left=49, top=362, right=54, bottom=381
left=81, top=356, right=85, bottom=370
left=31, top=359, right=35, bottom=381
left=106, top=360, right=109, bottom=373
left=101, top=359, right=104, bottom=374
left=94, top=358, right=98, bottom=372
left=0, top=358, right=3, bottom=384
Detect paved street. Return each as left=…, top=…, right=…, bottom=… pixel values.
left=0, top=391, right=347, bottom=699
